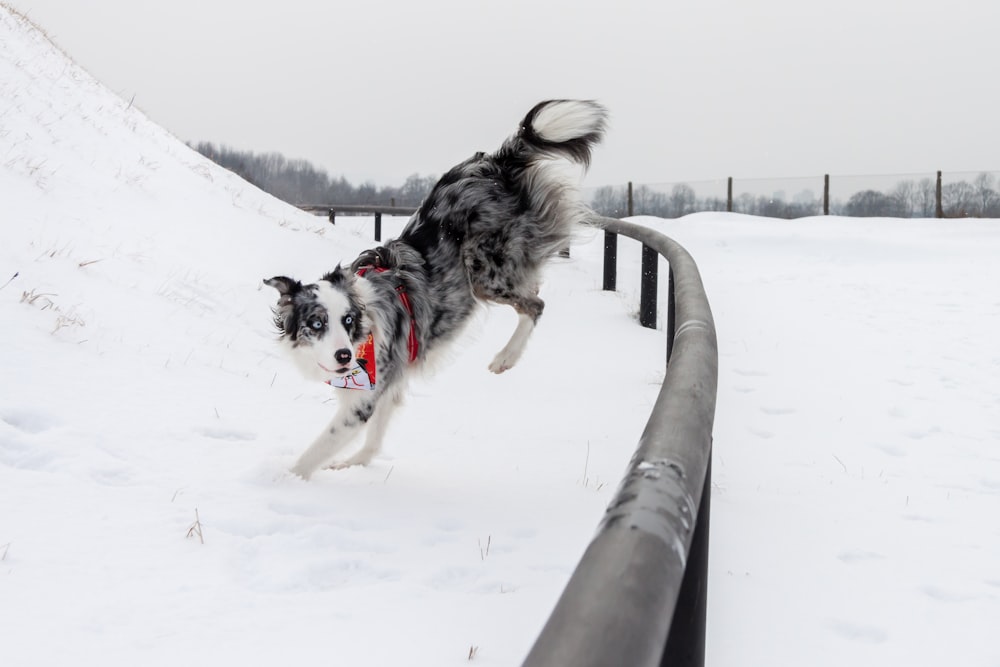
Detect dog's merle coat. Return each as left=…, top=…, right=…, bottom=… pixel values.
left=266, top=100, right=607, bottom=479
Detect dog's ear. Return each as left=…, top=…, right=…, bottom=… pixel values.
left=263, top=276, right=302, bottom=336
left=321, top=265, right=351, bottom=286
left=264, top=276, right=302, bottom=302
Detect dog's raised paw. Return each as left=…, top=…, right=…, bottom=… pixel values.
left=489, top=350, right=521, bottom=374
left=488, top=359, right=510, bottom=374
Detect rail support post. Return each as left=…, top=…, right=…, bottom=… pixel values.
left=603, top=230, right=618, bottom=291
left=660, top=452, right=711, bottom=667
left=640, top=243, right=657, bottom=329
left=374, top=212, right=382, bottom=242
left=666, top=267, right=675, bottom=362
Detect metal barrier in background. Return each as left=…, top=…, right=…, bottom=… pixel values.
left=522, top=215, right=718, bottom=667
left=299, top=204, right=417, bottom=242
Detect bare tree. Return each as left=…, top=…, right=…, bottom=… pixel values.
left=845, top=190, right=897, bottom=217
left=891, top=180, right=916, bottom=218
left=972, top=172, right=997, bottom=217
left=915, top=178, right=936, bottom=217
left=942, top=181, right=976, bottom=217
left=590, top=185, right=627, bottom=217
left=631, top=185, right=668, bottom=216
left=669, top=184, right=696, bottom=217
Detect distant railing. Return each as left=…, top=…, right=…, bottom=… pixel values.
left=299, top=204, right=416, bottom=242
left=522, top=215, right=718, bottom=667
left=587, top=169, right=1000, bottom=219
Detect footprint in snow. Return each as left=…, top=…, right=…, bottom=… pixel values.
left=872, top=442, right=906, bottom=457
left=197, top=426, right=257, bottom=441
left=902, top=425, right=941, bottom=440
left=734, top=368, right=769, bottom=378
left=1, top=407, right=57, bottom=434
left=759, top=406, right=796, bottom=416
left=836, top=550, right=885, bottom=564
left=829, top=620, right=888, bottom=644
left=921, top=585, right=975, bottom=603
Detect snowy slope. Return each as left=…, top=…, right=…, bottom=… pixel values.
left=3, top=5, right=1000, bottom=667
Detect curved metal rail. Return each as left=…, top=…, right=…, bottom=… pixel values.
left=522, top=216, right=719, bottom=667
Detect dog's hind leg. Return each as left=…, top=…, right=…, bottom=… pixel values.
left=289, top=394, right=375, bottom=480
left=488, top=294, right=544, bottom=374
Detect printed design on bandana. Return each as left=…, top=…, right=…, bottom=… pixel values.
left=326, top=334, right=377, bottom=391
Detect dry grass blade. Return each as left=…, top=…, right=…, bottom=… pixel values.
left=186, top=508, right=204, bottom=545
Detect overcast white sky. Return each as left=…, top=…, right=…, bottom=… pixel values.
left=11, top=0, right=1000, bottom=188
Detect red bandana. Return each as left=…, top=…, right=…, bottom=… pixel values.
left=326, top=266, right=418, bottom=392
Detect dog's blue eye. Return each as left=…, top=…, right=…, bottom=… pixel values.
left=344, top=315, right=353, bottom=326
left=309, top=318, right=324, bottom=330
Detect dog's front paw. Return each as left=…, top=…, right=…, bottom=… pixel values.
left=489, top=350, right=520, bottom=374
left=289, top=463, right=314, bottom=481
left=488, top=360, right=510, bottom=374
left=328, top=453, right=375, bottom=470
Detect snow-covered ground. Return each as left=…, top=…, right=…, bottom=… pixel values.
left=2, top=6, right=998, bottom=666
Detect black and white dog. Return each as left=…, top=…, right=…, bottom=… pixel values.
left=265, top=99, right=607, bottom=479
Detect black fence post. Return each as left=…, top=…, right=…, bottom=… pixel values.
left=640, top=244, right=657, bottom=329
left=628, top=181, right=635, bottom=217
left=603, top=230, right=618, bottom=291
left=374, top=212, right=382, bottom=242
left=726, top=177, right=733, bottom=213
left=936, top=171, right=944, bottom=218
left=823, top=174, right=830, bottom=215
left=328, top=208, right=336, bottom=225
left=666, top=266, right=675, bottom=363
left=660, top=452, right=712, bottom=667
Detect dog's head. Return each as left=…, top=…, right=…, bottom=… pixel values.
left=264, top=266, right=368, bottom=383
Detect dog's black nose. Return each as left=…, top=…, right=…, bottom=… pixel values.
left=334, top=348, right=353, bottom=365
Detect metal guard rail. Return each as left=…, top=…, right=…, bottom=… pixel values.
left=522, top=215, right=718, bottom=667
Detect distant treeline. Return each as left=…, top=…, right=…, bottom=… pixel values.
left=193, top=142, right=1000, bottom=220
left=591, top=172, right=1000, bottom=219
left=191, top=142, right=437, bottom=207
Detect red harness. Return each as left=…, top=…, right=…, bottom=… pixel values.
left=355, top=266, right=419, bottom=363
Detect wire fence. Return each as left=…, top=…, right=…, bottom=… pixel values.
left=584, top=171, right=1000, bottom=219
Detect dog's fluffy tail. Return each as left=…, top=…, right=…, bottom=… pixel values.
left=517, top=99, right=608, bottom=168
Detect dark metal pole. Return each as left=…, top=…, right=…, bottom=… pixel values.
left=640, top=244, right=657, bottom=329
left=666, top=266, right=675, bottom=363
left=936, top=171, right=944, bottom=218
left=823, top=174, right=830, bottom=215
left=603, top=230, right=618, bottom=291
left=374, top=212, right=382, bottom=242
left=726, top=177, right=733, bottom=213
left=328, top=208, right=336, bottom=225
left=660, top=452, right=712, bottom=667
left=628, top=181, right=635, bottom=217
